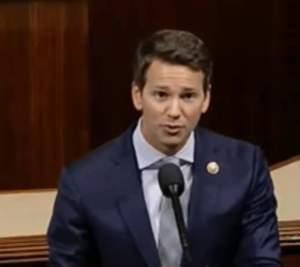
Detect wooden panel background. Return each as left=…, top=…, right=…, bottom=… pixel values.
left=0, top=0, right=89, bottom=190
left=0, top=0, right=298, bottom=188
left=89, top=0, right=299, bottom=165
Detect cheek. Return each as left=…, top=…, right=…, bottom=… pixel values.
left=184, top=106, right=203, bottom=122
left=189, top=113, right=202, bottom=127
left=143, top=102, right=164, bottom=118
left=141, top=108, right=160, bottom=126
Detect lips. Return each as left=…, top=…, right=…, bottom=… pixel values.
left=162, top=124, right=183, bottom=135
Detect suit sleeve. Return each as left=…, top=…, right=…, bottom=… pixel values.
left=234, top=147, right=281, bottom=266
left=47, top=168, right=99, bottom=267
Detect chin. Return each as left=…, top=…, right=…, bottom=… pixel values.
left=162, top=141, right=184, bottom=154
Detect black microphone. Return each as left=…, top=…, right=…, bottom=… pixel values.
left=158, top=163, right=192, bottom=264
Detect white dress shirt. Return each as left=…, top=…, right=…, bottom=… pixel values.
left=132, top=119, right=194, bottom=245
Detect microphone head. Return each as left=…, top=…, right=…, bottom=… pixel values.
left=158, top=163, right=184, bottom=198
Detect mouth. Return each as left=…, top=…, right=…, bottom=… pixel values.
left=162, top=124, right=184, bottom=135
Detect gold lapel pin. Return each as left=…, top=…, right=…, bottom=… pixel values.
left=207, top=161, right=220, bottom=175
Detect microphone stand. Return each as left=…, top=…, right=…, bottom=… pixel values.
left=170, top=192, right=192, bottom=264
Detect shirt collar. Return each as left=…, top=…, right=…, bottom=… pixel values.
left=133, top=118, right=194, bottom=170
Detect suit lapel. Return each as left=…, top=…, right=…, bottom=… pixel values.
left=187, top=128, right=222, bottom=263
left=114, top=129, right=160, bottom=267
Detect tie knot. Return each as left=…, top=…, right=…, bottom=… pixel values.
left=145, top=157, right=182, bottom=170
left=161, top=156, right=181, bottom=165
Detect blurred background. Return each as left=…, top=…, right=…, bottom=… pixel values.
left=0, top=0, right=298, bottom=190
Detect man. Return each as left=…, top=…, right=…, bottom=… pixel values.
left=48, top=29, right=281, bottom=266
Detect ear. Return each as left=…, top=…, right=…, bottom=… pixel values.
left=201, top=88, right=211, bottom=114
left=131, top=83, right=143, bottom=111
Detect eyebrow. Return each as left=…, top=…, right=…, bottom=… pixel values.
left=154, top=86, right=197, bottom=91
left=154, top=85, right=169, bottom=90
left=181, top=87, right=197, bottom=92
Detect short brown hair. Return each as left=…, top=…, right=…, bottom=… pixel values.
left=133, top=29, right=213, bottom=92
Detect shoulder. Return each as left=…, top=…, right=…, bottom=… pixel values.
left=61, top=126, right=134, bottom=186
left=68, top=137, right=121, bottom=174
left=195, top=128, right=267, bottom=179
left=198, top=128, right=255, bottom=148
left=197, top=127, right=261, bottom=158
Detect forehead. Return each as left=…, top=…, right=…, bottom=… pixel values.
left=145, top=59, right=204, bottom=87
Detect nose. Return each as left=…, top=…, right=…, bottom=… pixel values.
left=167, top=98, right=181, bottom=119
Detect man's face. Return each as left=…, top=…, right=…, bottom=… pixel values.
left=132, top=59, right=211, bottom=155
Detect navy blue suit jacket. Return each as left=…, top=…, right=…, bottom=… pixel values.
left=48, top=127, right=281, bottom=267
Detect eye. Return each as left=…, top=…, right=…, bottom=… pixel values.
left=181, top=92, right=196, bottom=101
left=153, top=90, right=168, bottom=100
